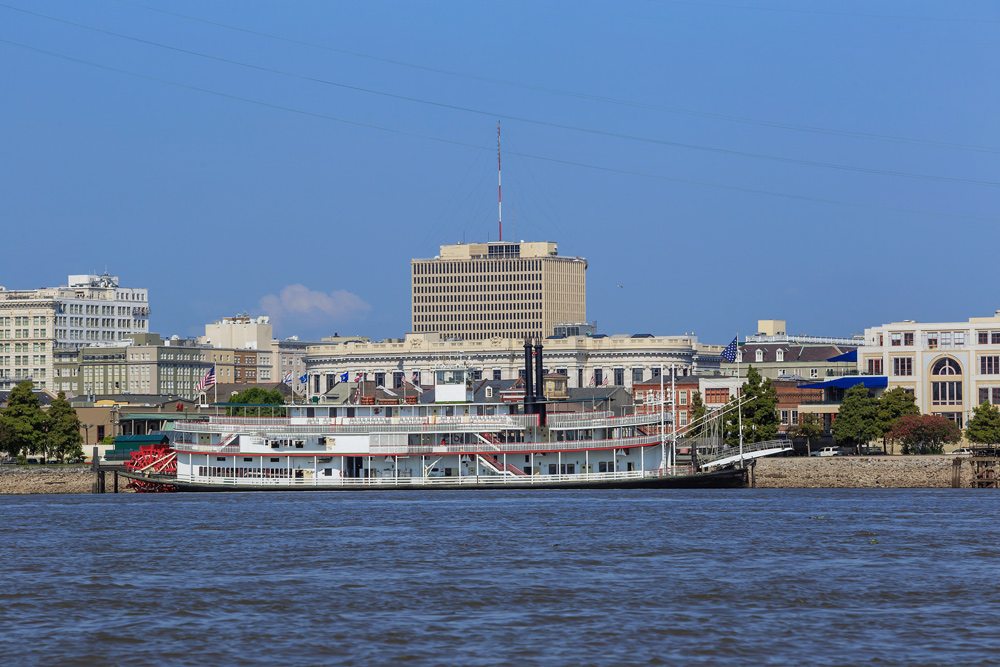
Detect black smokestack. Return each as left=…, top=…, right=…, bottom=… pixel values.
left=523, top=340, right=535, bottom=414
left=534, top=343, right=546, bottom=426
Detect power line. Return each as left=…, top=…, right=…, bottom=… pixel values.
left=5, top=2, right=998, bottom=189
left=0, top=37, right=992, bottom=225
left=112, top=0, right=1000, bottom=155
left=657, top=0, right=1000, bottom=25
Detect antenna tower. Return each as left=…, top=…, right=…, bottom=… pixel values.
left=497, top=121, right=503, bottom=241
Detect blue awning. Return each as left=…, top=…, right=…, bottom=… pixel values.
left=826, top=349, right=857, bottom=362
left=799, top=376, right=888, bottom=390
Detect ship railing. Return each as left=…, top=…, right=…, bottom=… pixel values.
left=176, top=468, right=684, bottom=487
left=368, top=434, right=664, bottom=455
left=547, top=411, right=613, bottom=423
left=697, top=439, right=793, bottom=465
left=546, top=412, right=670, bottom=430
left=173, top=420, right=529, bottom=436
left=195, top=414, right=539, bottom=428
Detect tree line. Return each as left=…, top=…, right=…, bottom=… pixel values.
left=686, top=367, right=1000, bottom=455
left=0, top=381, right=83, bottom=463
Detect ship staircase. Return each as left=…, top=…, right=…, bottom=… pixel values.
left=475, top=433, right=528, bottom=476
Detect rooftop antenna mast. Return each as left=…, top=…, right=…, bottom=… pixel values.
left=497, top=121, right=503, bottom=241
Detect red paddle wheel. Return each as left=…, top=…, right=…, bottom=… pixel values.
left=124, top=444, right=178, bottom=493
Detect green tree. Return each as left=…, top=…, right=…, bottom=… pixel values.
left=723, top=366, right=779, bottom=446
left=877, top=387, right=920, bottom=454
left=889, top=414, right=961, bottom=455
left=45, top=392, right=83, bottom=462
left=687, top=391, right=707, bottom=438
left=226, top=387, right=285, bottom=417
left=0, top=381, right=48, bottom=460
left=966, top=402, right=1000, bottom=445
left=789, top=413, right=824, bottom=455
left=832, top=384, right=880, bottom=452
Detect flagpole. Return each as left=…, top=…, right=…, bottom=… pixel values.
left=659, top=365, right=665, bottom=474
left=213, top=363, right=217, bottom=406
left=671, top=363, right=677, bottom=470
left=737, top=333, right=743, bottom=468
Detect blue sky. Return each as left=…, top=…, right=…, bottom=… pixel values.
left=1, top=0, right=997, bottom=343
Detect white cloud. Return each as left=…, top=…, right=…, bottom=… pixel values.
left=259, top=284, right=370, bottom=333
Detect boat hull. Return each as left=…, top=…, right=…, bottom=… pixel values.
left=122, top=467, right=747, bottom=492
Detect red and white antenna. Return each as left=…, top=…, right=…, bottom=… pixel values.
left=497, top=120, right=503, bottom=241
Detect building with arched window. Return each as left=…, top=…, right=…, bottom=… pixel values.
left=858, top=312, right=1000, bottom=428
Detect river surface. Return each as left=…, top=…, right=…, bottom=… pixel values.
left=2, top=489, right=999, bottom=665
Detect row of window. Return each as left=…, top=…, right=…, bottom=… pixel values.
left=412, top=260, right=545, bottom=274
left=874, top=356, right=1000, bottom=377
left=0, top=316, right=46, bottom=326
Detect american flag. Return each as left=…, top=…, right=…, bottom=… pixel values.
left=196, top=367, right=216, bottom=392
left=721, top=337, right=739, bottom=363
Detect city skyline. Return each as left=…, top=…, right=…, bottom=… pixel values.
left=2, top=1, right=996, bottom=341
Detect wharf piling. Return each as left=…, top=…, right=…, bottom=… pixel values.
left=91, top=446, right=120, bottom=494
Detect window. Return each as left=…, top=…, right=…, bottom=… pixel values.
left=893, top=357, right=913, bottom=376
left=981, top=356, right=1000, bottom=375
left=678, top=391, right=687, bottom=405
left=904, top=332, right=914, bottom=346
left=932, top=382, right=962, bottom=405
left=705, top=387, right=729, bottom=404
left=632, top=368, right=644, bottom=382
left=932, top=358, right=961, bottom=375
left=927, top=333, right=938, bottom=350
left=780, top=410, right=789, bottom=425
left=810, top=368, right=819, bottom=379
left=932, top=358, right=963, bottom=406
left=991, top=332, right=1000, bottom=345
left=755, top=349, right=764, bottom=363
left=593, top=369, right=603, bottom=386
left=979, top=331, right=989, bottom=345
left=614, top=368, right=624, bottom=386
left=492, top=369, right=502, bottom=381
left=890, top=333, right=901, bottom=346
left=776, top=349, right=785, bottom=362
left=989, top=387, right=1000, bottom=405
left=485, top=386, right=493, bottom=398
left=867, top=358, right=883, bottom=375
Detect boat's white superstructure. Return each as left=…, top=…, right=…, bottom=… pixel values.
left=170, top=400, right=686, bottom=488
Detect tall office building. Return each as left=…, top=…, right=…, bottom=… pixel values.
left=411, top=241, right=587, bottom=341
left=0, top=274, right=149, bottom=390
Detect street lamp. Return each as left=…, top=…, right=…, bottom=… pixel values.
left=82, top=424, right=92, bottom=445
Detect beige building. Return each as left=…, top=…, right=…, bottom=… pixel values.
left=304, top=331, right=724, bottom=397
left=0, top=274, right=149, bottom=391
left=858, top=311, right=1000, bottom=428
left=411, top=241, right=586, bottom=341
left=200, top=315, right=317, bottom=391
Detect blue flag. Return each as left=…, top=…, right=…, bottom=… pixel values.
left=340, top=372, right=349, bottom=382
left=299, top=373, right=308, bottom=384
left=721, top=337, right=739, bottom=363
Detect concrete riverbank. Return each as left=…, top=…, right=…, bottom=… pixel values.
left=753, top=455, right=958, bottom=488
left=0, top=465, right=134, bottom=494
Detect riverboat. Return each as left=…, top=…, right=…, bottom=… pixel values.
left=122, top=344, right=747, bottom=491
